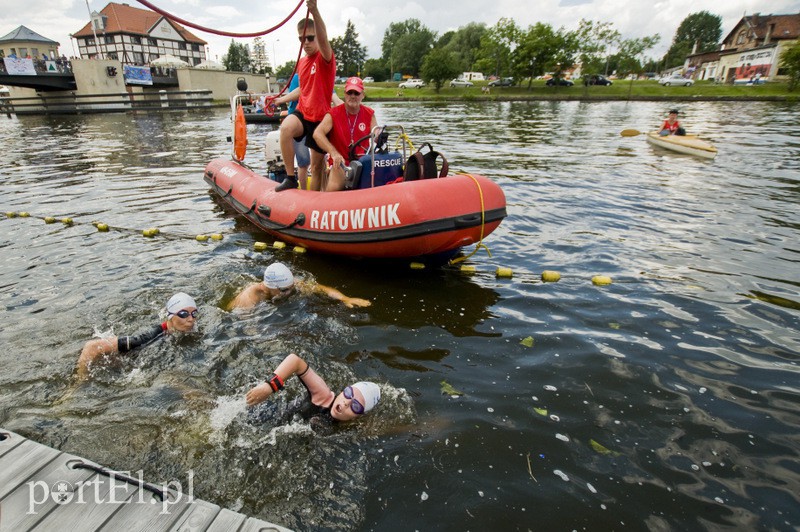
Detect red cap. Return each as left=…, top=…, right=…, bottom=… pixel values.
left=344, top=77, right=364, bottom=94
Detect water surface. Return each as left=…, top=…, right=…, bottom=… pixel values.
left=1, top=100, right=798, bottom=530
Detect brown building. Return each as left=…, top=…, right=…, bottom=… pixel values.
left=716, top=12, right=800, bottom=84
left=71, top=2, right=207, bottom=66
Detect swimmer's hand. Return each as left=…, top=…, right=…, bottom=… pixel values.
left=343, top=297, right=371, bottom=308
left=245, top=382, right=272, bottom=406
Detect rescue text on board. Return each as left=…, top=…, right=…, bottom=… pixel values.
left=310, top=203, right=401, bottom=231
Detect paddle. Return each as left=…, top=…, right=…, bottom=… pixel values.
left=620, top=129, right=643, bottom=137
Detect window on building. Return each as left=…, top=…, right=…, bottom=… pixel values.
left=105, top=35, right=115, bottom=44
left=20, top=48, right=28, bottom=57
left=133, top=52, right=144, bottom=64
left=32, top=48, right=39, bottom=57
left=108, top=52, right=118, bottom=60
left=180, top=56, right=189, bottom=63
left=178, top=42, right=187, bottom=50
left=192, top=44, right=201, bottom=51
left=148, top=38, right=158, bottom=46
left=736, top=31, right=746, bottom=45
left=10, top=48, right=16, bottom=56
left=132, top=36, right=142, bottom=44
left=86, top=38, right=96, bottom=46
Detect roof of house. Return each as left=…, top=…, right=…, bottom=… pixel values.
left=722, top=12, right=800, bottom=45
left=72, top=2, right=207, bottom=45
left=0, top=25, right=60, bottom=45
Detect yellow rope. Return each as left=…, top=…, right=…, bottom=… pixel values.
left=449, top=173, right=491, bottom=265
left=395, top=133, right=415, bottom=154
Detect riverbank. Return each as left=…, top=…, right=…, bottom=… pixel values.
left=356, top=79, right=797, bottom=102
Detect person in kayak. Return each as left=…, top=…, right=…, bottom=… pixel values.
left=658, top=109, right=686, bottom=136
left=228, top=262, right=371, bottom=310
left=76, top=292, right=198, bottom=380
left=245, top=352, right=381, bottom=426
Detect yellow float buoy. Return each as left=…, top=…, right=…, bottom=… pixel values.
left=61, top=217, right=73, bottom=225
left=196, top=234, right=209, bottom=242
left=592, top=275, right=612, bottom=286
left=293, top=246, right=306, bottom=254
left=410, top=262, right=425, bottom=270
left=6, top=212, right=17, bottom=218
left=210, top=233, right=223, bottom=241
left=143, top=228, right=158, bottom=237
left=541, top=270, right=561, bottom=282
left=254, top=241, right=268, bottom=251
left=496, top=266, right=513, bottom=278
left=96, top=223, right=109, bottom=232
left=273, top=241, right=286, bottom=249
left=460, top=265, right=476, bottom=274
left=19, top=212, right=30, bottom=218
left=44, top=217, right=56, bottom=224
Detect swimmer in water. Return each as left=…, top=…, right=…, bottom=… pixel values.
left=76, top=292, right=198, bottom=380
left=228, top=262, right=371, bottom=310
left=245, top=353, right=380, bottom=424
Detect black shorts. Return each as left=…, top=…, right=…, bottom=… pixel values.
left=291, top=110, right=324, bottom=154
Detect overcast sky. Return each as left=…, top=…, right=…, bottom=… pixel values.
left=3, top=0, right=800, bottom=67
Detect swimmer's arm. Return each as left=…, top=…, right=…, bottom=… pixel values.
left=246, top=353, right=313, bottom=406
left=313, top=281, right=371, bottom=308
left=77, top=337, right=118, bottom=380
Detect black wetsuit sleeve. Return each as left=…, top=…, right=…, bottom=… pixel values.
left=117, top=323, right=166, bottom=353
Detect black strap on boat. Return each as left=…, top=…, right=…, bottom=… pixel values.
left=71, top=461, right=166, bottom=501
left=274, top=212, right=305, bottom=229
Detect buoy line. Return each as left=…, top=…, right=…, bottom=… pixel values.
left=4, top=211, right=615, bottom=284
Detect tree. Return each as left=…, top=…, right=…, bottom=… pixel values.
left=780, top=40, right=800, bottom=91
left=475, top=18, right=518, bottom=77
left=275, top=61, right=296, bottom=79
left=440, top=23, right=487, bottom=72
left=615, top=35, right=660, bottom=78
left=381, top=19, right=436, bottom=76
left=574, top=19, right=620, bottom=75
left=421, top=48, right=460, bottom=92
left=662, top=11, right=722, bottom=69
left=513, top=23, right=560, bottom=87
left=222, top=40, right=251, bottom=72
left=362, top=58, right=390, bottom=82
left=331, top=20, right=367, bottom=77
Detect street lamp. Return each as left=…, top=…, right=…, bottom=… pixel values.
left=272, top=39, right=279, bottom=71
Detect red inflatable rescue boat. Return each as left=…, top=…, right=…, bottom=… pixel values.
left=205, top=118, right=506, bottom=260
left=204, top=159, right=506, bottom=259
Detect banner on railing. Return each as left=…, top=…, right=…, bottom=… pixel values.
left=3, top=58, right=36, bottom=75
left=123, top=65, right=153, bottom=86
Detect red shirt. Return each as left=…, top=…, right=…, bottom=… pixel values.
left=328, top=104, right=375, bottom=163
left=662, top=119, right=681, bottom=133
left=296, top=50, right=336, bottom=122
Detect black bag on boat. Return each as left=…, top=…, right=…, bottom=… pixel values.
left=404, top=143, right=449, bottom=181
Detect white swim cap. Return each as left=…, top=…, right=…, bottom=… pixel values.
left=263, top=262, right=294, bottom=289
left=351, top=381, right=380, bottom=413
left=166, top=292, right=197, bottom=315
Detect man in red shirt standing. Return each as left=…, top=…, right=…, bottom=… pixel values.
left=275, top=0, right=336, bottom=192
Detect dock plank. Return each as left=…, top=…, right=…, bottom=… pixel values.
left=0, top=429, right=293, bottom=531
left=0, top=453, right=97, bottom=530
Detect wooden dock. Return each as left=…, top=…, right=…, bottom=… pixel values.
left=0, top=428, right=291, bottom=531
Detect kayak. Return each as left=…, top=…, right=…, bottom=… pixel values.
left=646, top=131, right=718, bottom=159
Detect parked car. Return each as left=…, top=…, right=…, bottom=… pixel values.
left=449, top=78, right=474, bottom=88
left=584, top=74, right=612, bottom=86
left=488, top=77, right=514, bottom=87
left=659, top=74, right=694, bottom=86
left=335, top=76, right=348, bottom=84
left=363, top=76, right=374, bottom=83
left=399, top=78, right=425, bottom=89
left=546, top=77, right=574, bottom=86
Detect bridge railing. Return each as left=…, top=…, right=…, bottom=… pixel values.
left=1, top=89, right=213, bottom=116
left=0, top=58, right=73, bottom=75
